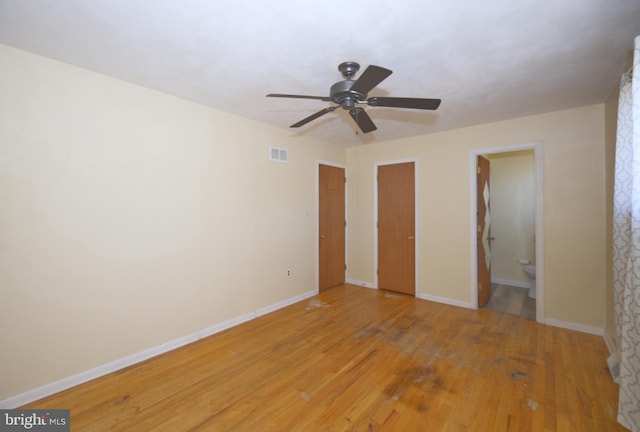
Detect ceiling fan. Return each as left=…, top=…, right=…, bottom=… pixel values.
left=267, top=61, right=441, bottom=133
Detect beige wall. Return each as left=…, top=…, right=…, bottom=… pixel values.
left=488, top=150, right=535, bottom=285
left=347, top=104, right=606, bottom=328
left=0, top=44, right=345, bottom=400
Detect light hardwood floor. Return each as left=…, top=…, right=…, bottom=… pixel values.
left=24, top=284, right=622, bottom=431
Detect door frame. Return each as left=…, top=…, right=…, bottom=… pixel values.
left=469, top=142, right=544, bottom=322
left=374, top=158, right=419, bottom=292
left=316, top=160, right=348, bottom=293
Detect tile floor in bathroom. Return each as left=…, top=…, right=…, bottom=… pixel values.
left=482, top=283, right=536, bottom=321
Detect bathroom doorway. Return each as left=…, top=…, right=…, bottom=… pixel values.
left=471, top=143, right=543, bottom=322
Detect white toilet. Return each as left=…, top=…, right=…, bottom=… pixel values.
left=522, top=264, right=536, bottom=299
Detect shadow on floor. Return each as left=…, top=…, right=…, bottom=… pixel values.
left=482, top=283, right=535, bottom=321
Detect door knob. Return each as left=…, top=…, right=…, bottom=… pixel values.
left=408, top=235, right=415, bottom=240
left=320, top=234, right=326, bottom=239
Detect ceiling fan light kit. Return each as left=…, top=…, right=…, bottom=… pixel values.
left=267, top=61, right=441, bottom=134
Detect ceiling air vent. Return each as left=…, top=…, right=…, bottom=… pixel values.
left=269, top=146, right=288, bottom=163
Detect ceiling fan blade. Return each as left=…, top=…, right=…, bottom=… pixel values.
left=290, top=106, right=338, bottom=128
left=349, top=108, right=377, bottom=133
left=367, top=97, right=441, bottom=110
left=267, top=93, right=331, bottom=101
left=349, top=65, right=392, bottom=94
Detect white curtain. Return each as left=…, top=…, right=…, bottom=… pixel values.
left=613, top=34, right=640, bottom=432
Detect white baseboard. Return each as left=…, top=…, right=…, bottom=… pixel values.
left=491, top=278, right=530, bottom=289
left=346, top=279, right=376, bottom=289
left=417, top=293, right=473, bottom=309
left=544, top=318, right=604, bottom=336
left=255, top=290, right=316, bottom=317
left=603, top=329, right=617, bottom=356
left=0, top=290, right=316, bottom=409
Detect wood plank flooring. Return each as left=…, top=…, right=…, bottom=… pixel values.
left=24, top=284, right=623, bottom=431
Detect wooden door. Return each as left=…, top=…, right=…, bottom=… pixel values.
left=377, top=162, right=415, bottom=295
left=319, top=164, right=346, bottom=291
left=477, top=155, right=492, bottom=307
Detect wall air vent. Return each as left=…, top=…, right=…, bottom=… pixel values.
left=269, top=146, right=288, bottom=163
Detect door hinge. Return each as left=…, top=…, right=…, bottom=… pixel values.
left=344, top=176, right=347, bottom=183
left=477, top=224, right=482, bottom=233
left=345, top=220, right=347, bottom=227
left=376, top=268, right=379, bottom=276
left=477, top=166, right=481, bottom=174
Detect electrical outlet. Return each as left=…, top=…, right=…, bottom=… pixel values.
left=285, top=269, right=292, bottom=278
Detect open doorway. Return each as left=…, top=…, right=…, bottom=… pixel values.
left=471, top=143, right=544, bottom=322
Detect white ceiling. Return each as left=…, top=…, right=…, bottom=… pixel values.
left=1, top=0, right=639, bottom=146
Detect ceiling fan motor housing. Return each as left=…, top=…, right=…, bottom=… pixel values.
left=330, top=80, right=365, bottom=109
